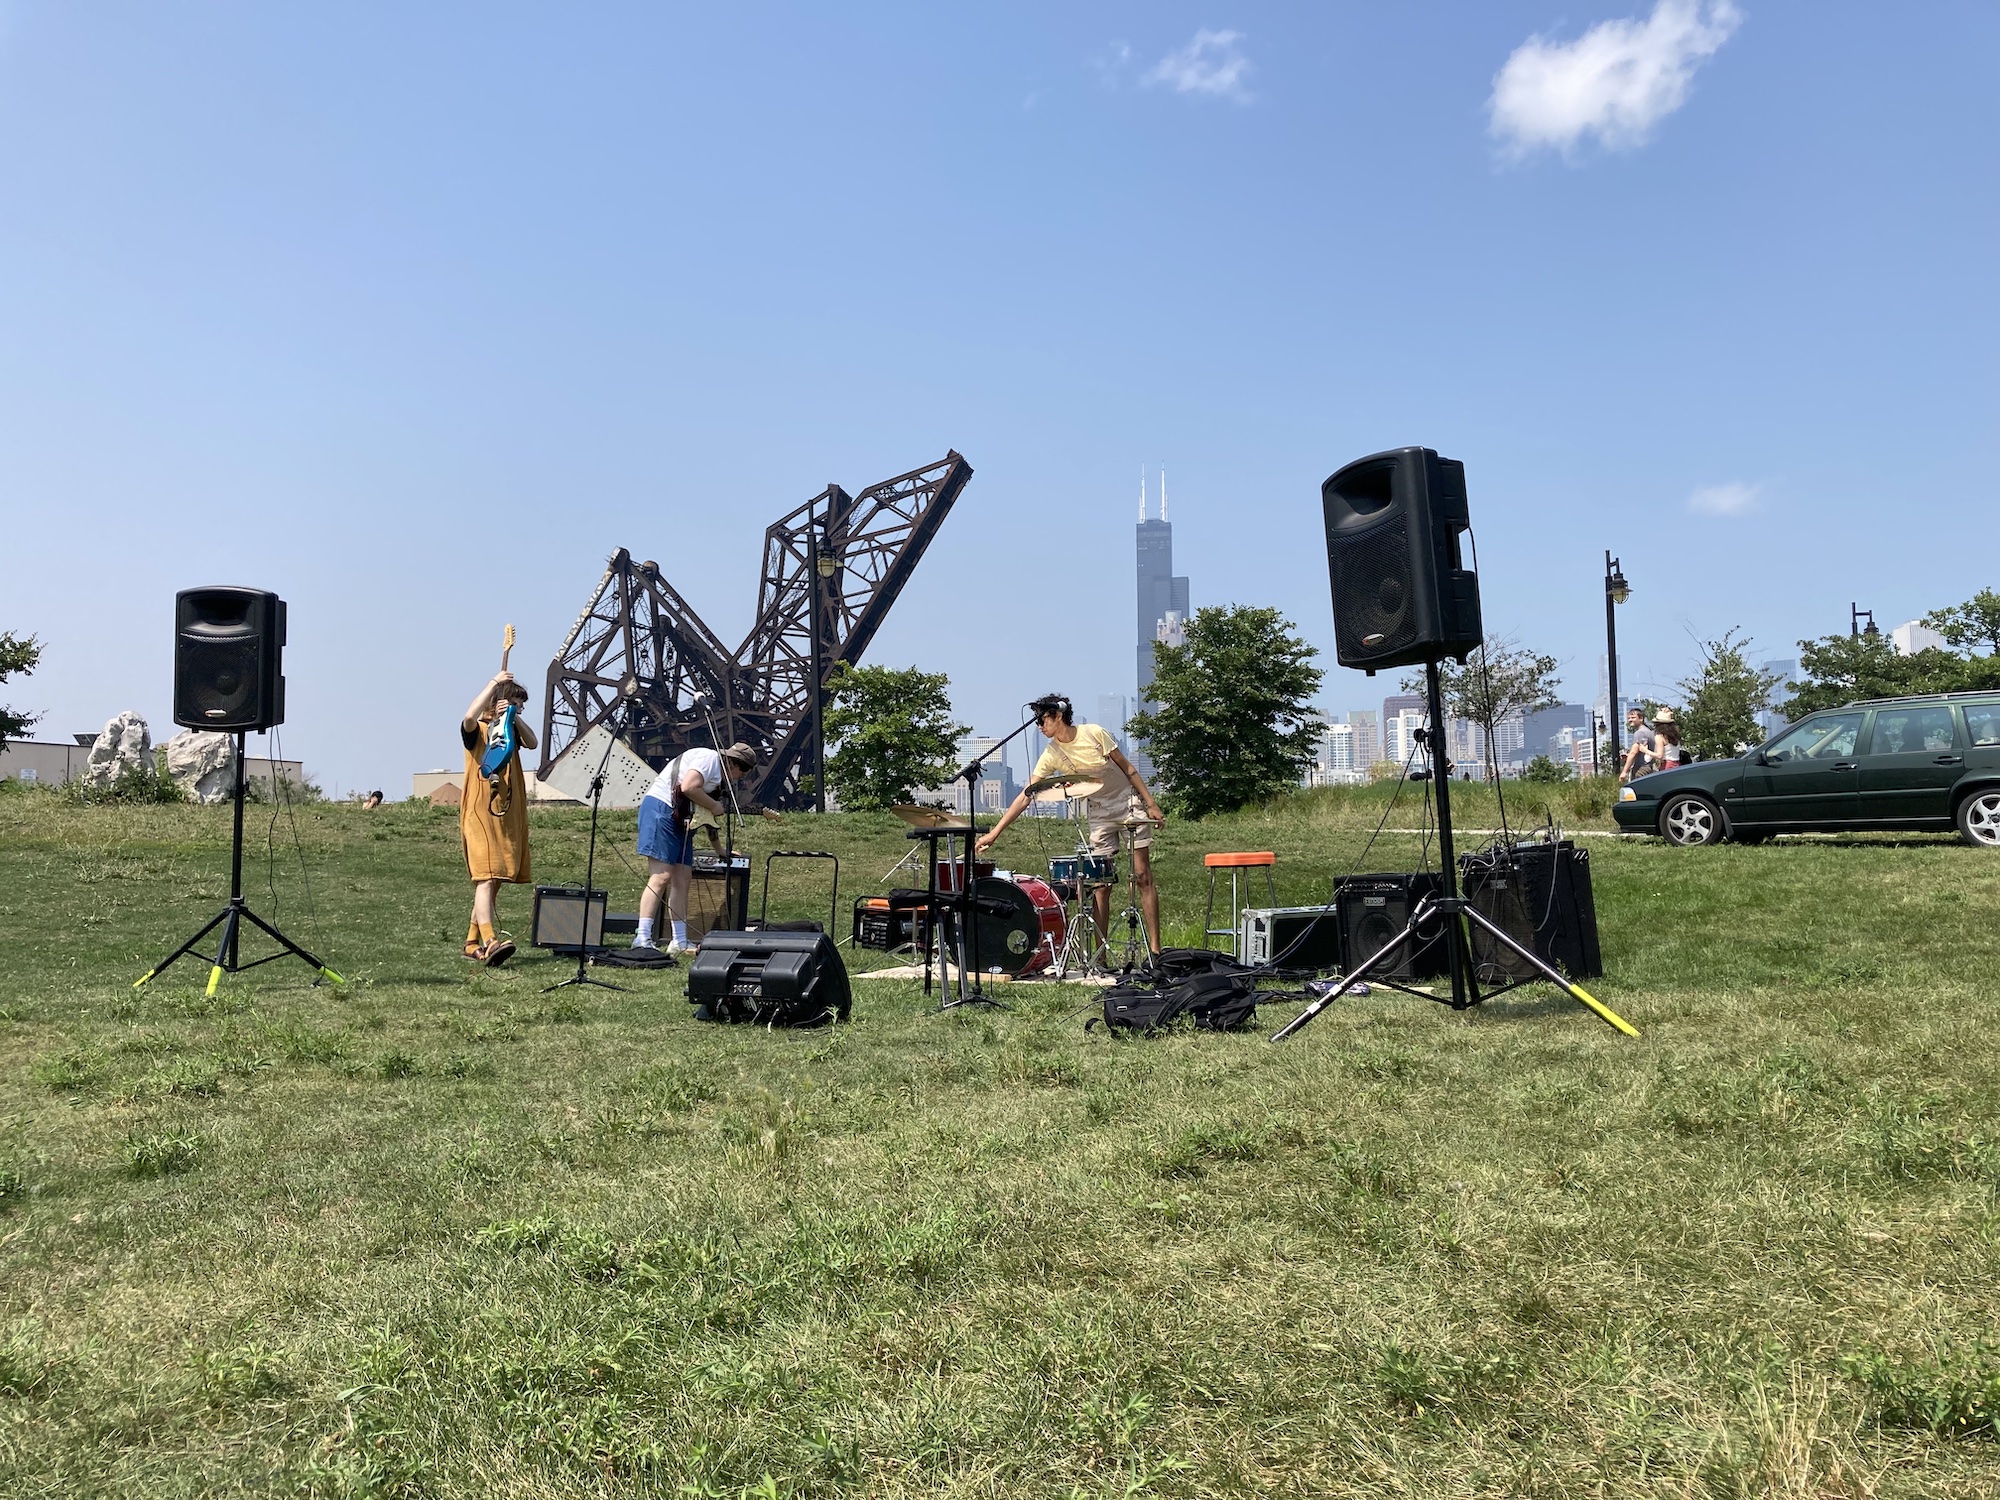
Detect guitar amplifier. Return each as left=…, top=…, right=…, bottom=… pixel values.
left=1239, top=906, right=1345, bottom=972
left=1459, top=840, right=1602, bottom=981
left=688, top=853, right=752, bottom=942
left=1333, top=873, right=1448, bottom=980
left=531, top=886, right=607, bottom=951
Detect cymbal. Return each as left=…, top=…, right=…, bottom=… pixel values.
left=890, top=804, right=959, bottom=828
left=1025, top=772, right=1103, bottom=804
left=1120, top=813, right=1162, bottom=828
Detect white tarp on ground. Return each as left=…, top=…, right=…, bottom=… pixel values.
left=540, top=726, right=660, bottom=809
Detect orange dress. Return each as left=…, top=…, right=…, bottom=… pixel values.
left=460, top=720, right=530, bottom=883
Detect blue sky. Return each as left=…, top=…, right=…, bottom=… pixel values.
left=2, top=2, right=1993, bottom=795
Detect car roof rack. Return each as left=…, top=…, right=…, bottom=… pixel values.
left=1837, top=689, right=2000, bottom=710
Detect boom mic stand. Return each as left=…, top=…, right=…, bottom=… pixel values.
left=931, top=708, right=1041, bottom=1012
left=135, top=732, right=344, bottom=996
left=1272, top=657, right=1638, bottom=1042
left=544, top=687, right=634, bottom=994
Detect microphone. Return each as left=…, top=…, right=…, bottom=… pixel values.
left=692, top=689, right=713, bottom=707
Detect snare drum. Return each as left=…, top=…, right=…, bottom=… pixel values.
left=1049, top=855, right=1082, bottom=886
left=1080, top=853, right=1117, bottom=887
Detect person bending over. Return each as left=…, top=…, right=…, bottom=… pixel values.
left=633, top=741, right=759, bottom=955
left=977, top=693, right=1166, bottom=958
left=459, top=671, right=537, bottom=966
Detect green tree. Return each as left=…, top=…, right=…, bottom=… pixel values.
left=820, top=663, right=967, bottom=811
left=1126, top=604, right=1325, bottom=819
left=1781, top=632, right=1991, bottom=720
left=1400, top=636, right=1560, bottom=782
left=1522, top=753, right=1572, bottom=784
left=1924, top=587, right=2000, bottom=656
left=1675, top=629, right=1783, bottom=761
left=0, top=632, right=42, bottom=751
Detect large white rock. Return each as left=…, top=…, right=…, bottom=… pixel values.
left=163, top=729, right=237, bottom=804
left=83, top=711, right=152, bottom=789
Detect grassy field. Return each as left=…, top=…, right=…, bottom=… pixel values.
left=3, top=780, right=1998, bottom=1498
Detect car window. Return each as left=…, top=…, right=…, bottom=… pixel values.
left=1965, top=705, right=2000, bottom=747
left=1764, top=712, right=1864, bottom=763
left=1870, top=706, right=1958, bottom=754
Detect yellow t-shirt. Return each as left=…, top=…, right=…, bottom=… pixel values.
left=1032, top=724, right=1132, bottom=802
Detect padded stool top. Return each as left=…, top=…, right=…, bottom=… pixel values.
left=1204, top=851, right=1276, bottom=868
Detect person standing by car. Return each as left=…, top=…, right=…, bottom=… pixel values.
left=1653, top=709, right=1686, bottom=771
left=1619, top=707, right=1658, bottom=783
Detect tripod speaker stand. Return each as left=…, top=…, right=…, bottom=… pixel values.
left=134, top=733, right=344, bottom=997
left=1271, top=659, right=1636, bottom=1043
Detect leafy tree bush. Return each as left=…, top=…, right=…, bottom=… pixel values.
left=1522, top=754, right=1572, bottom=784
left=1785, top=620, right=2000, bottom=720
left=1402, top=636, right=1560, bottom=783
left=1923, top=588, right=2000, bottom=656
left=821, top=663, right=966, bottom=811
left=0, top=631, right=42, bottom=750
left=1126, top=605, right=1324, bottom=819
left=1675, top=629, right=1782, bottom=761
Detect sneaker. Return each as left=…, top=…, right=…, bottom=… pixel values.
left=478, top=938, right=517, bottom=968
left=628, top=941, right=662, bottom=954
left=665, top=940, right=698, bottom=959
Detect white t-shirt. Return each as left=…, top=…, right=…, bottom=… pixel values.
left=644, top=746, right=724, bottom=805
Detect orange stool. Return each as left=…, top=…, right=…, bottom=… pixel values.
left=1203, top=851, right=1277, bottom=954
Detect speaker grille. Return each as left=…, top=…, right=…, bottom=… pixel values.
left=1331, top=518, right=1419, bottom=662
left=175, top=637, right=260, bottom=725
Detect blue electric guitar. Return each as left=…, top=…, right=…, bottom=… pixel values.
left=479, top=626, right=519, bottom=808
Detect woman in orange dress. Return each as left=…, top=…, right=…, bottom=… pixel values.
left=459, top=671, right=536, bottom=965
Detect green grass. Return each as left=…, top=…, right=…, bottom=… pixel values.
left=2, top=780, right=1998, bottom=1497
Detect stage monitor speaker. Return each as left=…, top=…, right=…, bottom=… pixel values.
left=174, top=586, right=286, bottom=731
left=1459, top=841, right=1602, bottom=982
left=530, top=886, right=607, bottom=951
left=686, top=929, right=851, bottom=1027
left=1334, top=873, right=1449, bottom=979
left=1321, top=448, right=1482, bottom=674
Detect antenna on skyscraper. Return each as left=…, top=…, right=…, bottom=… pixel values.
left=1160, top=464, right=1168, bottom=523
left=1139, top=465, right=1146, bottom=521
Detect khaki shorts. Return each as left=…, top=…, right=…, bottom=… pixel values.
left=1085, top=793, right=1152, bottom=856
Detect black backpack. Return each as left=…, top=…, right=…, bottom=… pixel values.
left=1089, top=967, right=1258, bottom=1035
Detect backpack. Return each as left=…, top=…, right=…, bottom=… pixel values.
left=1088, top=967, right=1259, bottom=1035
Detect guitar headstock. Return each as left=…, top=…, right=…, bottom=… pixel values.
left=502, top=623, right=515, bottom=673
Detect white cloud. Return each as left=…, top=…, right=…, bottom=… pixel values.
left=1688, top=480, right=1762, bottom=517
left=1489, top=1, right=1742, bottom=159
left=1146, top=29, right=1253, bottom=103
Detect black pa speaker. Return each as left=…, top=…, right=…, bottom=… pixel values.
left=1459, top=841, right=1602, bottom=982
left=686, top=929, right=851, bottom=1027
left=1321, top=448, right=1482, bottom=673
left=174, top=586, right=286, bottom=731
left=1334, top=873, right=1448, bottom=980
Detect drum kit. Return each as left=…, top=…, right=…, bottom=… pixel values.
left=888, top=769, right=1161, bottom=982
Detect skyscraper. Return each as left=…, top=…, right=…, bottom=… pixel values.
left=1136, top=466, right=1189, bottom=701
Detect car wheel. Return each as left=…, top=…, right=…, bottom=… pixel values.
left=1660, top=793, right=1723, bottom=846
left=1956, top=789, right=2000, bottom=847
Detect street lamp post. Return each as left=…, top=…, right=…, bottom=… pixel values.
left=1850, top=603, right=1878, bottom=639
left=1605, top=552, right=1631, bottom=776
left=809, top=529, right=839, bottom=814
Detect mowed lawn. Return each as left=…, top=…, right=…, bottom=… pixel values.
left=2, top=784, right=1998, bottom=1498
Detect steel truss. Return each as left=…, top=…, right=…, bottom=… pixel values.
left=537, top=450, right=973, bottom=809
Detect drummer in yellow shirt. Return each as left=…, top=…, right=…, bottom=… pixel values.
left=977, top=693, right=1167, bottom=959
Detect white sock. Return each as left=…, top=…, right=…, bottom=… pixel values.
left=672, top=921, right=689, bottom=947
left=635, top=918, right=654, bottom=947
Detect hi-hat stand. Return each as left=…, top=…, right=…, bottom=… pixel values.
left=134, top=732, right=344, bottom=997
left=1272, top=659, right=1637, bottom=1043
left=545, top=692, right=632, bottom=994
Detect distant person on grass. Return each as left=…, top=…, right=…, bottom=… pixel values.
left=1653, top=708, right=1686, bottom=771
left=633, top=742, right=759, bottom=956
left=459, top=671, right=536, bottom=966
left=1619, top=707, right=1658, bottom=782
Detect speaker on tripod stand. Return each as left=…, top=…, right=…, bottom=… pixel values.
left=135, top=587, right=340, bottom=996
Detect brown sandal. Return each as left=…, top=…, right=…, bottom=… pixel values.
left=478, top=938, right=516, bottom=968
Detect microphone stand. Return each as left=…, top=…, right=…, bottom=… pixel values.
left=543, top=696, right=631, bottom=993
left=932, top=709, right=1040, bottom=1011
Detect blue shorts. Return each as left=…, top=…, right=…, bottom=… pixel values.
left=637, top=795, right=694, bottom=866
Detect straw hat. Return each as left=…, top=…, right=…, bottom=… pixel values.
left=1652, top=707, right=1677, bottom=725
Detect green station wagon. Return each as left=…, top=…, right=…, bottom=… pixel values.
left=1614, top=691, right=2000, bottom=847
